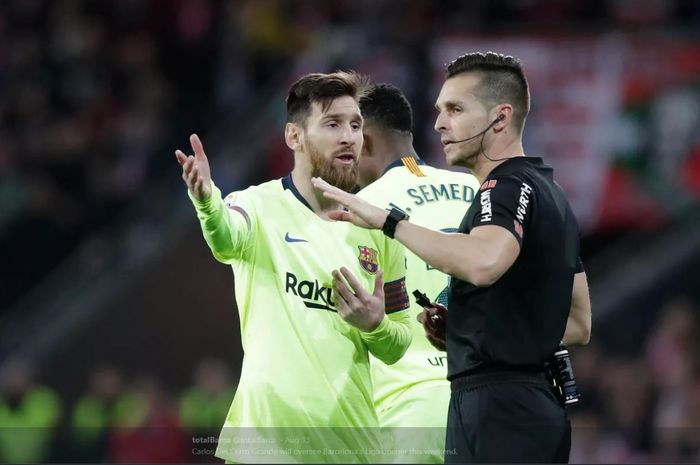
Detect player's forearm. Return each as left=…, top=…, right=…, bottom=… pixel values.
left=393, top=220, right=495, bottom=286
left=360, top=310, right=412, bottom=365
left=189, top=183, right=238, bottom=262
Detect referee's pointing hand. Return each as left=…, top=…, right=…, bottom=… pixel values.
left=312, top=177, right=387, bottom=230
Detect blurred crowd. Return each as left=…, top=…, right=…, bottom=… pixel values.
left=570, top=296, right=700, bottom=463
left=2, top=0, right=700, bottom=312
left=2, top=1, right=700, bottom=463
left=1, top=295, right=699, bottom=463
left=0, top=358, right=235, bottom=463
left=0, top=0, right=224, bottom=310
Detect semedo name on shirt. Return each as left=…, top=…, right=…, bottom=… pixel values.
left=406, top=183, right=475, bottom=206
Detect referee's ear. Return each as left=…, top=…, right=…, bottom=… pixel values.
left=285, top=122, right=304, bottom=151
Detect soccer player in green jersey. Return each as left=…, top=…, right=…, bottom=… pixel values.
left=356, top=84, right=480, bottom=463
left=175, top=72, right=411, bottom=464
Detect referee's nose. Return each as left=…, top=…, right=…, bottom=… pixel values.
left=434, top=111, right=448, bottom=134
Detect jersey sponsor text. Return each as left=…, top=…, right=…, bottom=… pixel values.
left=285, top=271, right=335, bottom=311
left=479, top=189, right=492, bottom=222
left=516, top=182, right=533, bottom=223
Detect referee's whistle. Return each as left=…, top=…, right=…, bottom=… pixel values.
left=412, top=290, right=432, bottom=308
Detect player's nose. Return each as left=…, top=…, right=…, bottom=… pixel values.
left=338, top=124, right=355, bottom=146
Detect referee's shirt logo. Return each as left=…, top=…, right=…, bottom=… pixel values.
left=479, top=189, right=492, bottom=222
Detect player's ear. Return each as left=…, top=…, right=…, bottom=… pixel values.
left=285, top=122, right=304, bottom=151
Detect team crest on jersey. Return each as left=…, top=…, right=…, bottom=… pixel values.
left=358, top=246, right=379, bottom=274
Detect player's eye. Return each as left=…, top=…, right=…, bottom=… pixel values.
left=327, top=121, right=339, bottom=128
left=351, top=122, right=361, bottom=130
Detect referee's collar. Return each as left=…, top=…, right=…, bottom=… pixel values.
left=281, top=174, right=314, bottom=212
left=382, top=156, right=426, bottom=176
left=489, top=156, right=548, bottom=176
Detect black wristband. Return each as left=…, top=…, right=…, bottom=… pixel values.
left=382, top=207, right=409, bottom=239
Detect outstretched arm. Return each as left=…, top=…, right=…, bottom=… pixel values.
left=176, top=134, right=254, bottom=262
left=176, top=134, right=212, bottom=201
left=312, top=177, right=519, bottom=286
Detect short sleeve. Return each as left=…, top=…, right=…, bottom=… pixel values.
left=470, top=175, right=534, bottom=246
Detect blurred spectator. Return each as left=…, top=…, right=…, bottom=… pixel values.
left=0, top=359, right=62, bottom=464
left=68, top=365, right=125, bottom=461
left=647, top=298, right=700, bottom=462
left=106, top=376, right=188, bottom=463
left=178, top=358, right=235, bottom=433
left=178, top=359, right=235, bottom=461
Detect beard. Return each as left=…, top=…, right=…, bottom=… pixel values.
left=307, top=139, right=358, bottom=192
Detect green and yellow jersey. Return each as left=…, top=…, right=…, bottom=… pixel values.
left=189, top=175, right=411, bottom=463
left=357, top=158, right=479, bottom=463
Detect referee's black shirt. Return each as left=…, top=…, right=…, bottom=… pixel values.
left=447, top=156, right=583, bottom=380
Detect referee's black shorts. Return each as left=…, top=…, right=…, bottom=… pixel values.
left=445, top=368, right=571, bottom=463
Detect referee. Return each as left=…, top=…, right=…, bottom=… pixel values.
left=312, top=52, right=591, bottom=463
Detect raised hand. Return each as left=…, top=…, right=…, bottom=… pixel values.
left=175, top=134, right=212, bottom=201
left=332, top=267, right=385, bottom=332
left=311, top=177, right=388, bottom=229
left=417, top=302, right=448, bottom=351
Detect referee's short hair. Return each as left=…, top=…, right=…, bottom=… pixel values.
left=359, top=83, right=413, bottom=134
left=446, top=52, right=530, bottom=133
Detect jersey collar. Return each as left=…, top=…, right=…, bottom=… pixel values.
left=281, top=174, right=314, bottom=212
left=489, top=156, right=550, bottom=178
left=381, top=156, right=426, bottom=176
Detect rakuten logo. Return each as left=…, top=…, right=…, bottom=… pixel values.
left=285, top=272, right=335, bottom=312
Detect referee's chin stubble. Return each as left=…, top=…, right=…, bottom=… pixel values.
left=447, top=141, right=479, bottom=169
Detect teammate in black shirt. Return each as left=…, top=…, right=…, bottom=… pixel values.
left=312, top=52, right=591, bottom=463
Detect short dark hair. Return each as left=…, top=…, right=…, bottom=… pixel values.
left=286, top=71, right=368, bottom=125
left=359, top=83, right=413, bottom=133
left=445, top=52, right=530, bottom=132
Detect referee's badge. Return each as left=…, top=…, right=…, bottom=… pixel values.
left=358, top=246, right=379, bottom=274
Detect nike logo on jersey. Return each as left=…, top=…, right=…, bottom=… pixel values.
left=285, top=232, right=308, bottom=243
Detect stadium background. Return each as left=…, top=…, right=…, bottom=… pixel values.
left=1, top=0, right=700, bottom=462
